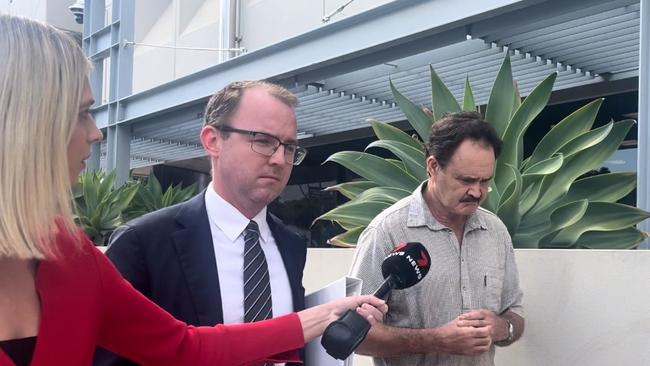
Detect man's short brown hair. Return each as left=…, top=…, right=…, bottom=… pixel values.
left=203, top=80, right=298, bottom=128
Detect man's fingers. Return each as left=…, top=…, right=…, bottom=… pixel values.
left=357, top=303, right=385, bottom=323
left=457, top=319, right=486, bottom=328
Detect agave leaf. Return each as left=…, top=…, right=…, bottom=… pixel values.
left=355, top=187, right=411, bottom=204
left=574, top=227, right=646, bottom=249
left=316, top=200, right=391, bottom=230
left=328, top=227, right=366, bottom=248
left=533, top=119, right=635, bottom=211
left=548, top=199, right=589, bottom=232
left=366, top=140, right=427, bottom=181
left=324, top=181, right=378, bottom=200
left=563, top=172, right=637, bottom=204
left=178, top=183, right=198, bottom=201
left=514, top=80, right=524, bottom=164
left=516, top=199, right=589, bottom=246
left=390, top=80, right=433, bottom=141
left=387, top=159, right=406, bottom=172
left=148, top=173, right=163, bottom=201
left=325, top=151, right=420, bottom=190
left=522, top=153, right=563, bottom=176
left=524, top=172, right=638, bottom=226
left=518, top=177, right=543, bottom=217
left=74, top=170, right=143, bottom=246
left=98, top=171, right=116, bottom=198
left=123, top=174, right=196, bottom=221
left=512, top=223, right=551, bottom=248
left=369, top=119, right=424, bottom=151
left=161, top=188, right=175, bottom=207
left=485, top=55, right=515, bottom=139
left=112, top=184, right=139, bottom=213
left=496, top=164, right=522, bottom=236
left=82, top=173, right=100, bottom=210
left=429, top=65, right=461, bottom=120
left=512, top=81, right=521, bottom=116
left=558, top=121, right=614, bottom=158
left=495, top=72, right=557, bottom=192
left=462, top=75, right=476, bottom=112
left=139, top=186, right=156, bottom=211
left=526, top=98, right=602, bottom=168
left=540, top=202, right=650, bottom=247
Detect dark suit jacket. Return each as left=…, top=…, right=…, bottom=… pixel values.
left=93, top=192, right=307, bottom=366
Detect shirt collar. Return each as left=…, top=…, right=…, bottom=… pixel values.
left=407, top=181, right=487, bottom=232
left=204, top=183, right=271, bottom=244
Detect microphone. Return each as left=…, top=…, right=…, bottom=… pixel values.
left=321, top=242, right=431, bottom=360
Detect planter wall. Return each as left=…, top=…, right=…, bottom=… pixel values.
left=304, top=249, right=650, bottom=366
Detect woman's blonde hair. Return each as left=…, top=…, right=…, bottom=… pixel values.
left=0, top=14, right=91, bottom=259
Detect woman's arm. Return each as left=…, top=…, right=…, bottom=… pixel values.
left=91, top=241, right=386, bottom=365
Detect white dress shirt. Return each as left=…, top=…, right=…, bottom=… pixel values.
left=204, top=185, right=294, bottom=325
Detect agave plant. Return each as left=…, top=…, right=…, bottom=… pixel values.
left=73, top=170, right=139, bottom=245
left=123, top=172, right=196, bottom=221
left=317, top=55, right=649, bottom=249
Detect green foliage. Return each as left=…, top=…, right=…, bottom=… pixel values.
left=73, top=171, right=139, bottom=245
left=123, top=172, right=196, bottom=221
left=318, top=55, right=649, bottom=249
left=74, top=170, right=196, bottom=245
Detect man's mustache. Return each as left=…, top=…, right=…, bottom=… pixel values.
left=460, top=195, right=480, bottom=203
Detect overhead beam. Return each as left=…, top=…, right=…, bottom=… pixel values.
left=93, top=0, right=531, bottom=128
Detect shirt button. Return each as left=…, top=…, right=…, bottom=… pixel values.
left=462, top=286, right=467, bottom=291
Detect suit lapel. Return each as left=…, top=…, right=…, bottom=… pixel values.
left=172, top=192, right=224, bottom=325
left=267, top=213, right=304, bottom=311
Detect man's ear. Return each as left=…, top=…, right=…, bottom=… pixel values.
left=426, top=156, right=439, bottom=178
left=200, top=125, right=221, bottom=158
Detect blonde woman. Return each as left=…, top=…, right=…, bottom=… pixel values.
left=0, top=14, right=386, bottom=366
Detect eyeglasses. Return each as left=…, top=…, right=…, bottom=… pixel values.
left=215, top=125, right=308, bottom=165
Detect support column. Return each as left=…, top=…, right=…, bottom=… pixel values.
left=84, top=0, right=106, bottom=174
left=105, top=125, right=132, bottom=184
left=219, top=0, right=234, bottom=63
left=638, top=0, right=649, bottom=249
left=105, top=0, right=134, bottom=185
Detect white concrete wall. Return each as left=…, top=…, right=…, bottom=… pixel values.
left=0, top=0, right=81, bottom=32
left=239, top=0, right=394, bottom=51
left=130, top=0, right=393, bottom=92
left=304, top=249, right=650, bottom=366
left=132, top=0, right=223, bottom=93
left=1, top=0, right=47, bottom=22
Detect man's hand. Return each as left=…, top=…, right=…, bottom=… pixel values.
left=431, top=315, right=493, bottom=355
left=459, top=309, right=508, bottom=343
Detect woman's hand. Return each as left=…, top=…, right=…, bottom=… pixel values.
left=330, top=294, right=388, bottom=324
left=298, top=295, right=387, bottom=343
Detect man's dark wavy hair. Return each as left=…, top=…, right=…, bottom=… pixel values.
left=425, top=111, right=502, bottom=168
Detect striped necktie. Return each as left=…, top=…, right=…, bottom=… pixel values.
left=243, top=220, right=273, bottom=323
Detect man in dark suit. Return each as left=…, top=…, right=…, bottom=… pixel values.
left=94, top=81, right=308, bottom=366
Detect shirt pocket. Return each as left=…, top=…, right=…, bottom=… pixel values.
left=482, top=266, right=505, bottom=312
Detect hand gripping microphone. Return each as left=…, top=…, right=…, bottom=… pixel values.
left=321, top=242, right=431, bottom=360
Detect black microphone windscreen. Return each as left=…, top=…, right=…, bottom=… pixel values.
left=381, top=242, right=430, bottom=289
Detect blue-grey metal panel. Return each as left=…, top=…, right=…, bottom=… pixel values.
left=638, top=0, right=649, bottom=249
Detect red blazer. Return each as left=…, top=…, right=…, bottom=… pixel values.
left=0, top=229, right=303, bottom=366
